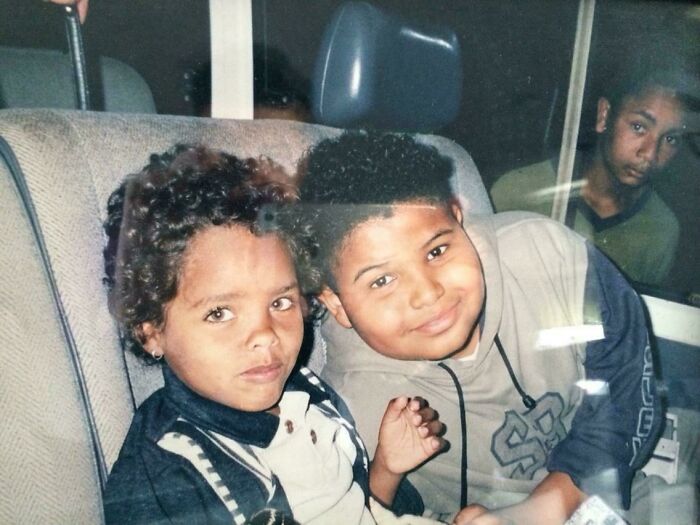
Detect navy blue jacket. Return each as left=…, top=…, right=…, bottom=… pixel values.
left=104, top=366, right=423, bottom=524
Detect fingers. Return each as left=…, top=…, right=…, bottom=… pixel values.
left=407, top=397, right=443, bottom=431
left=407, top=396, right=435, bottom=421
left=382, top=395, right=410, bottom=423
left=424, top=434, right=446, bottom=453
left=46, top=0, right=89, bottom=23
left=417, top=417, right=445, bottom=438
left=453, top=504, right=489, bottom=525
left=76, top=0, right=89, bottom=23
left=407, top=396, right=427, bottom=412
left=407, top=397, right=447, bottom=454
left=385, top=395, right=446, bottom=440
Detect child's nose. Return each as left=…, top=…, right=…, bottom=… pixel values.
left=409, top=272, right=444, bottom=309
left=637, top=135, right=658, bottom=165
left=245, top=312, right=279, bottom=351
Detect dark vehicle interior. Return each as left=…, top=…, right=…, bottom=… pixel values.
left=1, top=1, right=698, bottom=523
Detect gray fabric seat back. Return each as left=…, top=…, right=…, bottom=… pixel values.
left=0, top=46, right=156, bottom=113
left=0, top=108, right=489, bottom=523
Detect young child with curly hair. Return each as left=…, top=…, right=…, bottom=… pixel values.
left=102, top=144, right=446, bottom=525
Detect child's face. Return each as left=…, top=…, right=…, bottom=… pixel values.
left=142, top=225, right=303, bottom=412
left=597, top=88, right=684, bottom=187
left=320, top=203, right=485, bottom=361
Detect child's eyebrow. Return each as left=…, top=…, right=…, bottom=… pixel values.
left=631, top=110, right=656, bottom=125
left=273, top=282, right=300, bottom=295
left=354, top=263, right=388, bottom=283
left=190, top=292, right=241, bottom=308
left=422, top=228, right=454, bottom=249
left=189, top=282, right=299, bottom=308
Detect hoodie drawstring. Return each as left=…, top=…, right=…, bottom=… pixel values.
left=437, top=336, right=537, bottom=509
left=495, top=334, right=538, bottom=410
left=437, top=362, right=468, bottom=509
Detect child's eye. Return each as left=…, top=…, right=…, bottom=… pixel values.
left=664, top=134, right=679, bottom=147
left=272, top=297, right=294, bottom=311
left=427, top=245, right=448, bottom=260
left=630, top=122, right=646, bottom=134
left=204, top=307, right=234, bottom=323
left=370, top=275, right=396, bottom=289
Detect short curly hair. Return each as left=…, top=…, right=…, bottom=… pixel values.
left=103, top=144, right=314, bottom=361
left=295, top=130, right=455, bottom=290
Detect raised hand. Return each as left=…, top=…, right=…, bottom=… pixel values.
left=376, top=396, right=446, bottom=474
left=370, top=396, right=447, bottom=506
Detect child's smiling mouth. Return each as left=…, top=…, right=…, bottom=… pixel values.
left=412, top=301, right=460, bottom=336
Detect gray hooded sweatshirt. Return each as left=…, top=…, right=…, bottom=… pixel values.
left=319, top=212, right=660, bottom=518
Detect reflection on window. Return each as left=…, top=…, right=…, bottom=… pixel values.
left=491, top=2, right=700, bottom=303
left=0, top=1, right=211, bottom=116
left=492, top=69, right=692, bottom=287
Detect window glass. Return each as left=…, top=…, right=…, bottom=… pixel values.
left=252, top=0, right=578, bottom=171
left=573, top=1, right=699, bottom=300
left=0, top=0, right=210, bottom=115
left=252, top=2, right=696, bottom=302
left=489, top=1, right=700, bottom=301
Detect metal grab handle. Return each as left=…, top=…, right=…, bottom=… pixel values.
left=63, top=4, right=91, bottom=110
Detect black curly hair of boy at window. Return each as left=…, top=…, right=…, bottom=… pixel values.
left=103, top=143, right=318, bottom=363
left=294, top=130, right=456, bottom=291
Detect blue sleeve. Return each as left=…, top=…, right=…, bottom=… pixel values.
left=104, top=411, right=238, bottom=525
left=104, top=451, right=216, bottom=525
left=547, top=243, right=663, bottom=509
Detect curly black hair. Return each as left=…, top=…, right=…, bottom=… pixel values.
left=103, top=144, right=316, bottom=362
left=294, top=130, right=455, bottom=290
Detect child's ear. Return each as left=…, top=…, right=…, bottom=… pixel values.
left=137, top=322, right=164, bottom=357
left=318, top=287, right=353, bottom=329
left=596, top=97, right=611, bottom=133
left=449, top=200, right=463, bottom=225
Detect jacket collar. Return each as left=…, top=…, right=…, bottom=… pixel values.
left=156, top=365, right=330, bottom=447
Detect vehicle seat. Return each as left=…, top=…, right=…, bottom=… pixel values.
left=0, top=46, right=156, bottom=113
left=0, top=108, right=489, bottom=523
left=310, top=1, right=462, bottom=132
